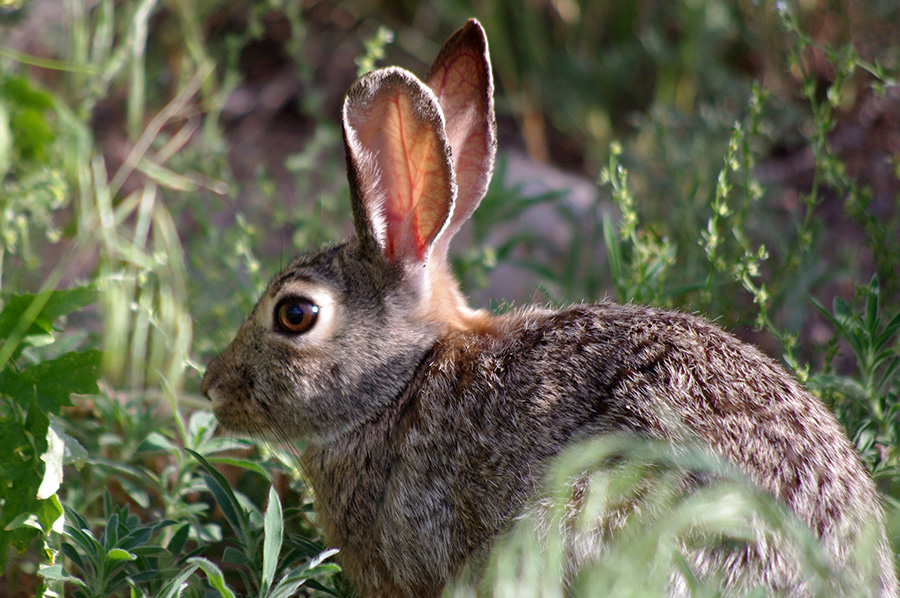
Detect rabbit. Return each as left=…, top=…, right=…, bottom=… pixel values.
left=202, top=19, right=898, bottom=598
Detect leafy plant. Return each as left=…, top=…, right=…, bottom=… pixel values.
left=45, top=475, right=339, bottom=598
left=43, top=502, right=184, bottom=598
left=809, top=278, right=900, bottom=485
left=0, top=288, right=101, bottom=572
left=190, top=452, right=341, bottom=597
left=0, top=74, right=73, bottom=291
left=601, top=141, right=677, bottom=305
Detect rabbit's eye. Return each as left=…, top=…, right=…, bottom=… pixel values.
left=275, top=298, right=319, bottom=334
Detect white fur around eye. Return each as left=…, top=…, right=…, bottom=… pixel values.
left=262, top=282, right=338, bottom=347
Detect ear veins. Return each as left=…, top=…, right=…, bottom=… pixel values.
left=343, top=68, right=455, bottom=267
left=426, top=19, right=496, bottom=256
left=382, top=92, right=445, bottom=261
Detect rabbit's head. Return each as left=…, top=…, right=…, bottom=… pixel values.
left=202, top=20, right=496, bottom=442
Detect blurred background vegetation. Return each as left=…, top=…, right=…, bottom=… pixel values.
left=1, top=0, right=898, bottom=596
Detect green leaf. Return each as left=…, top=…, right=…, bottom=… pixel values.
left=262, top=486, right=283, bottom=593
left=107, top=548, right=138, bottom=561
left=222, top=546, right=250, bottom=566
left=186, top=409, right=218, bottom=448
left=2, top=75, right=55, bottom=111
left=63, top=509, right=105, bottom=570
left=267, top=549, right=340, bottom=598
left=0, top=288, right=99, bottom=343
left=167, top=523, right=191, bottom=556
left=137, top=431, right=178, bottom=453
left=0, top=399, right=54, bottom=570
left=65, top=433, right=89, bottom=468
left=807, top=374, right=867, bottom=402
left=189, top=557, right=237, bottom=598
left=0, top=76, right=56, bottom=166
left=61, top=540, right=87, bottom=572
left=874, top=311, right=900, bottom=353
left=0, top=349, right=102, bottom=414
left=38, top=564, right=88, bottom=587
left=833, top=297, right=852, bottom=326
left=809, top=296, right=840, bottom=329
left=156, top=561, right=199, bottom=598
left=37, top=494, right=64, bottom=534
left=105, top=511, right=121, bottom=547
left=205, top=456, right=270, bottom=479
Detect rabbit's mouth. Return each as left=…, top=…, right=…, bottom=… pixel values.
left=202, top=353, right=262, bottom=434
left=207, top=386, right=272, bottom=436
left=205, top=385, right=246, bottom=433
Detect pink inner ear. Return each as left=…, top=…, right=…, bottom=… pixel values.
left=432, top=52, right=481, bottom=142
left=438, top=56, right=491, bottom=201
left=346, top=75, right=455, bottom=264
left=380, top=93, right=446, bottom=260
left=426, top=20, right=495, bottom=254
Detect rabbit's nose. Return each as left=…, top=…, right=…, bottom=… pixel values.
left=201, top=365, right=228, bottom=410
left=201, top=354, right=224, bottom=401
left=200, top=374, right=213, bottom=402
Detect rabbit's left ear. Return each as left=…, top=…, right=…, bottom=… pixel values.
left=426, top=19, right=496, bottom=256
left=342, top=67, right=456, bottom=268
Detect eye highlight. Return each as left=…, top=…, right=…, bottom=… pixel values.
left=274, top=297, right=319, bottom=334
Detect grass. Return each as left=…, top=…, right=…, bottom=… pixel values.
left=0, top=0, right=898, bottom=596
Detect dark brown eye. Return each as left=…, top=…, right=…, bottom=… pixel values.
left=274, top=297, right=319, bottom=334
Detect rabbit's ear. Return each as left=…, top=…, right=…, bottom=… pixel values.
left=426, top=19, right=496, bottom=256
left=342, top=67, right=456, bottom=268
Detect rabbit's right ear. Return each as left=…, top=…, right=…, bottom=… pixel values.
left=342, top=67, right=456, bottom=270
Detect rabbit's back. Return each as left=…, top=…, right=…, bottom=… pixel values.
left=438, top=302, right=880, bottom=528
